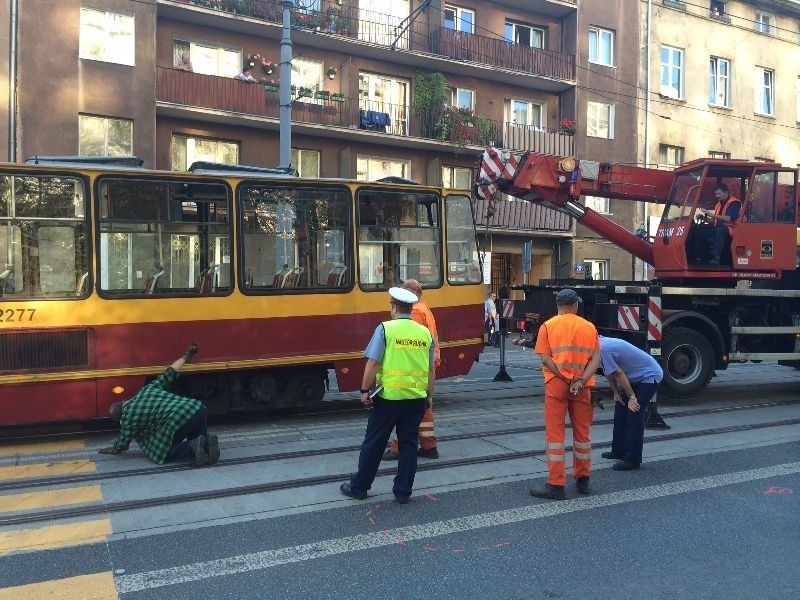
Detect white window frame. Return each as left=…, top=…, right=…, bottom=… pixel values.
left=505, top=22, right=545, bottom=49
left=356, top=156, right=411, bottom=181
left=709, top=151, right=731, bottom=159
left=755, top=12, right=774, bottom=35
left=709, top=57, right=731, bottom=108
left=586, top=101, right=615, bottom=139
left=660, top=144, right=685, bottom=166
left=443, top=5, right=475, bottom=34
left=583, top=259, right=609, bottom=280
left=171, top=134, right=239, bottom=171
left=78, top=115, right=133, bottom=156
left=506, top=99, right=543, bottom=128
left=442, top=166, right=472, bottom=190
left=79, top=7, right=135, bottom=66
left=588, top=27, right=614, bottom=67
left=584, top=196, right=610, bottom=214
left=660, top=45, right=684, bottom=100
left=754, top=67, right=775, bottom=116
left=175, top=39, right=240, bottom=77
left=447, top=87, right=474, bottom=110
left=291, top=148, right=320, bottom=178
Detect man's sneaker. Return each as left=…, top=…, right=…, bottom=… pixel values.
left=612, top=460, right=640, bottom=471
left=394, top=493, right=410, bottom=504
left=190, top=435, right=208, bottom=466
left=382, top=450, right=399, bottom=461
left=575, top=477, right=590, bottom=495
left=418, top=447, right=439, bottom=459
left=206, top=434, right=220, bottom=465
left=529, top=483, right=566, bottom=500
left=339, top=482, right=367, bottom=500
left=601, top=451, right=623, bottom=460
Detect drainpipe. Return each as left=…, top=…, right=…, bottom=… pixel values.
left=8, top=0, right=18, bottom=161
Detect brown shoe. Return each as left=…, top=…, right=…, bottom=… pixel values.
left=529, top=483, right=566, bottom=500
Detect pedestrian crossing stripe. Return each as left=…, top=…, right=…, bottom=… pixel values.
left=0, top=572, right=117, bottom=599
left=0, top=485, right=103, bottom=514
left=0, top=439, right=87, bottom=458
left=0, top=460, right=95, bottom=481
left=0, top=518, right=112, bottom=556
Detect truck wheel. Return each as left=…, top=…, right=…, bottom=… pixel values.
left=661, top=326, right=714, bottom=398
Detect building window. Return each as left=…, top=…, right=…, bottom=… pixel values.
left=755, top=12, right=773, bottom=35
left=754, top=156, right=774, bottom=162
left=660, top=45, right=684, bottom=99
left=583, top=259, right=609, bottom=280
left=293, top=57, right=324, bottom=93
left=447, top=87, right=474, bottom=110
left=709, top=151, right=730, bottom=159
left=174, top=39, right=240, bottom=77
left=171, top=135, right=239, bottom=171
left=443, top=5, right=474, bottom=34
left=356, top=156, right=410, bottom=181
left=584, top=196, right=610, bottom=214
left=660, top=144, right=684, bottom=166
left=359, top=72, right=409, bottom=136
left=291, top=149, right=320, bottom=178
left=709, top=57, right=731, bottom=107
left=710, top=1, right=729, bottom=21
left=506, top=100, right=543, bottom=128
left=754, top=67, right=775, bottom=116
left=586, top=101, right=615, bottom=138
left=588, top=27, right=614, bottom=66
left=505, top=21, right=544, bottom=49
left=796, top=76, right=800, bottom=122
left=442, top=166, right=472, bottom=190
left=79, top=7, right=135, bottom=66
left=79, top=115, right=132, bottom=156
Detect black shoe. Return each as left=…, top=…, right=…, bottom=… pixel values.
left=190, top=435, right=208, bottom=467
left=529, top=483, right=566, bottom=500
left=418, top=447, right=439, bottom=459
left=601, top=451, right=623, bottom=460
left=612, top=460, right=640, bottom=471
left=575, top=477, right=590, bottom=495
left=206, top=434, right=220, bottom=466
left=394, top=493, right=410, bottom=504
left=382, top=450, right=399, bottom=461
left=339, top=482, right=367, bottom=500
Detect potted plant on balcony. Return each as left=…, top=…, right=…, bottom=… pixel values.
left=314, top=90, right=331, bottom=100
left=331, top=92, right=346, bottom=102
left=246, top=53, right=261, bottom=69
left=298, top=86, right=313, bottom=99
left=559, top=117, right=576, bottom=136
left=414, top=71, right=448, bottom=140
left=264, top=79, right=279, bottom=92
left=261, top=58, right=275, bottom=75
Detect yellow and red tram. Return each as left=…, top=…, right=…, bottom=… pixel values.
left=0, top=158, right=484, bottom=427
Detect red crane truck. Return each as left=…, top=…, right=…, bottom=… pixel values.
left=476, top=148, right=800, bottom=398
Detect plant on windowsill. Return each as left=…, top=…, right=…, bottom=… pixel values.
left=314, top=90, right=331, bottom=100
left=331, top=92, right=345, bottom=102
left=298, top=86, right=313, bottom=99
left=559, top=117, right=576, bottom=136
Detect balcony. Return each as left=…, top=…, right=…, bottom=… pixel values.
left=156, top=68, right=575, bottom=154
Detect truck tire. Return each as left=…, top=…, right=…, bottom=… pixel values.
left=661, top=326, right=714, bottom=398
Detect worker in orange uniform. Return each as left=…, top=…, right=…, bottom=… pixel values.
left=530, top=288, right=601, bottom=500
left=695, top=183, right=740, bottom=266
left=383, top=279, right=441, bottom=460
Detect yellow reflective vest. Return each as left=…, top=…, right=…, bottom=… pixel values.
left=377, top=318, right=432, bottom=400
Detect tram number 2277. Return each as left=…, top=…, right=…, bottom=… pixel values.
left=0, top=308, right=36, bottom=323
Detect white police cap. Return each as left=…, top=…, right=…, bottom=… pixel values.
left=389, top=286, right=418, bottom=304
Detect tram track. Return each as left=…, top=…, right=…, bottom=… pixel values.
left=1, top=399, right=797, bottom=528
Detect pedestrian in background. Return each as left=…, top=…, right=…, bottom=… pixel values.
left=99, top=343, right=220, bottom=466
left=597, top=335, right=663, bottom=471
left=530, top=289, right=600, bottom=500
left=340, top=287, right=435, bottom=504
left=384, top=279, right=440, bottom=460
left=485, top=291, right=499, bottom=347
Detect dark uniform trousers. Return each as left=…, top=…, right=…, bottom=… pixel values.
left=611, top=381, right=659, bottom=464
left=350, top=397, right=427, bottom=496
left=165, top=405, right=208, bottom=462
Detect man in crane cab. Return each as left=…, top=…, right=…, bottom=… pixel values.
left=695, top=183, right=741, bottom=266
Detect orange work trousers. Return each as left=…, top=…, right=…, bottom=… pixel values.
left=543, top=378, right=594, bottom=487
left=390, top=406, right=436, bottom=452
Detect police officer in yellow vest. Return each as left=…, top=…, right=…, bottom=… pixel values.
left=340, top=287, right=435, bottom=504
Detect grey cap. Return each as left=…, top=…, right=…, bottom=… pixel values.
left=555, top=288, right=583, bottom=305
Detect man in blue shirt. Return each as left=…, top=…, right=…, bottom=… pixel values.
left=597, top=336, right=663, bottom=471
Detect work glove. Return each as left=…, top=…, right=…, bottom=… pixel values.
left=184, top=342, right=199, bottom=362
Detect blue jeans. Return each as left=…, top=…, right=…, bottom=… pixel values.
left=350, top=397, right=427, bottom=496
left=610, top=381, right=659, bottom=464
left=165, top=406, right=209, bottom=462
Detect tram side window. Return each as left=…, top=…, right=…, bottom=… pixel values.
left=357, top=189, right=441, bottom=290
left=239, top=185, right=350, bottom=291
left=445, top=194, right=482, bottom=285
left=98, top=179, right=231, bottom=296
left=0, top=175, right=89, bottom=299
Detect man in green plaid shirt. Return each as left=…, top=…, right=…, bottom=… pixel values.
left=99, top=343, right=220, bottom=466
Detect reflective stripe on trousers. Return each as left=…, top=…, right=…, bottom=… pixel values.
left=543, top=378, right=594, bottom=487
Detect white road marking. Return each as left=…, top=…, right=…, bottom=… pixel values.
left=116, top=461, right=800, bottom=594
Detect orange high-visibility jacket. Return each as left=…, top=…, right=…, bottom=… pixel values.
left=411, top=300, right=441, bottom=368
left=534, top=313, right=599, bottom=386
left=714, top=196, right=741, bottom=234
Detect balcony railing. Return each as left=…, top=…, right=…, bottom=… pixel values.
left=156, top=68, right=575, bottom=154
left=174, top=0, right=575, bottom=81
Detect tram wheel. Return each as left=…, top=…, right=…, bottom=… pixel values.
left=282, top=370, right=326, bottom=407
